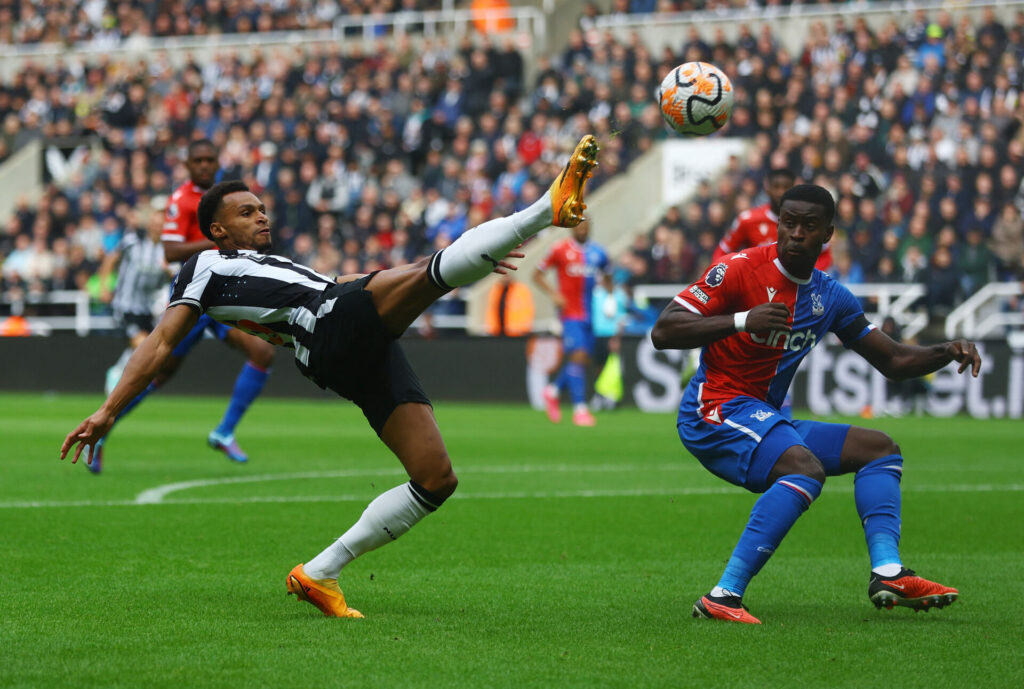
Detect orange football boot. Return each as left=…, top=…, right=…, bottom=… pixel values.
left=286, top=563, right=364, bottom=618
left=869, top=568, right=959, bottom=612
left=693, top=593, right=761, bottom=624
left=549, top=135, right=600, bottom=228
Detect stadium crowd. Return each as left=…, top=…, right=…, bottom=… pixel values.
left=1, top=2, right=1023, bottom=328
left=0, top=1, right=447, bottom=46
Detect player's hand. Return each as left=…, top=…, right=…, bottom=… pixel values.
left=491, top=250, right=525, bottom=275
left=60, top=410, right=114, bottom=466
left=946, top=339, right=981, bottom=376
left=745, top=302, right=791, bottom=334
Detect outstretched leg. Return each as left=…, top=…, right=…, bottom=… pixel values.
left=840, top=427, right=959, bottom=611
left=289, top=403, right=455, bottom=618
left=366, top=135, right=600, bottom=336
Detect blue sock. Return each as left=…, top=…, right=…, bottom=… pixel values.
left=553, top=366, right=568, bottom=392
left=717, top=474, right=823, bottom=597
left=215, top=362, right=269, bottom=437
left=566, top=362, right=586, bottom=405
left=113, top=382, right=159, bottom=426
left=854, top=455, right=903, bottom=569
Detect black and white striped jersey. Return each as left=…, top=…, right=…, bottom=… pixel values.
left=112, top=230, right=168, bottom=317
left=168, top=249, right=339, bottom=373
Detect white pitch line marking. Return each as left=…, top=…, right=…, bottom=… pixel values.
left=133, top=463, right=697, bottom=505
left=0, top=481, right=1022, bottom=510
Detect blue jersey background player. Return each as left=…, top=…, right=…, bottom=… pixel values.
left=532, top=220, right=610, bottom=427
left=652, top=184, right=981, bottom=624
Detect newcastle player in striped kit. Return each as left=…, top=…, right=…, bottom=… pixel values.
left=94, top=139, right=275, bottom=468
left=94, top=210, right=172, bottom=472
left=62, top=135, right=600, bottom=618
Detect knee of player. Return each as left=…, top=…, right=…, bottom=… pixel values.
left=421, top=460, right=458, bottom=500
left=864, top=428, right=901, bottom=459
left=793, top=453, right=827, bottom=484
left=249, top=342, right=275, bottom=369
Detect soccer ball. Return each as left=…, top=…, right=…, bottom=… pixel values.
left=658, top=61, right=734, bottom=136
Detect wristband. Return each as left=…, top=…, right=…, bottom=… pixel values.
left=734, top=311, right=749, bottom=333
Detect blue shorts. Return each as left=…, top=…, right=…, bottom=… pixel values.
left=678, top=396, right=849, bottom=493
left=171, top=313, right=232, bottom=358
left=562, top=319, right=594, bottom=356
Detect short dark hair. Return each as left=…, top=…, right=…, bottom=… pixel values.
left=188, top=138, right=217, bottom=159
left=767, top=168, right=796, bottom=183
left=780, top=184, right=836, bottom=226
left=198, top=180, right=250, bottom=241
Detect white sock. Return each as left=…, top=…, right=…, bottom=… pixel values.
left=428, top=191, right=553, bottom=289
left=711, top=586, right=739, bottom=599
left=872, top=563, right=903, bottom=577
left=303, top=482, right=440, bottom=580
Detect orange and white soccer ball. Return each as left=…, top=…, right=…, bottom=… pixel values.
left=658, top=61, right=734, bottom=136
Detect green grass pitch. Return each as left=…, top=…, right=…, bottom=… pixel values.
left=1, top=392, right=1022, bottom=689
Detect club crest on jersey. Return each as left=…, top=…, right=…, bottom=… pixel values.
left=811, top=292, right=824, bottom=316
left=705, top=263, right=727, bottom=288
left=750, top=409, right=774, bottom=422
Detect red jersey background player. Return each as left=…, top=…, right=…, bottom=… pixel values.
left=91, top=140, right=274, bottom=471
left=533, top=221, right=610, bottom=426
left=713, top=168, right=832, bottom=271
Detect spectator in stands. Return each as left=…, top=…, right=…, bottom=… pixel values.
left=990, top=203, right=1024, bottom=280
left=923, top=246, right=960, bottom=318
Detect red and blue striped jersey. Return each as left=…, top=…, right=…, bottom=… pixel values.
left=538, top=238, right=609, bottom=322
left=674, top=244, right=874, bottom=418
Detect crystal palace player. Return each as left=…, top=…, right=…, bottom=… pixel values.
left=94, top=139, right=275, bottom=466
left=652, top=184, right=979, bottom=624
left=712, top=168, right=832, bottom=271
left=62, top=135, right=600, bottom=618
left=532, top=220, right=610, bottom=426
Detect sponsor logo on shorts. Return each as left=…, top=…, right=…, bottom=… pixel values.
left=750, top=410, right=774, bottom=422
left=689, top=285, right=710, bottom=304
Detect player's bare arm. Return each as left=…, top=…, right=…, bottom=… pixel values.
left=850, top=329, right=981, bottom=380
left=532, top=267, right=566, bottom=309
left=164, top=238, right=215, bottom=263
left=60, top=304, right=199, bottom=464
left=651, top=301, right=791, bottom=350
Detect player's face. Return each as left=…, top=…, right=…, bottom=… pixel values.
left=185, top=146, right=219, bottom=188
left=776, top=199, right=833, bottom=278
left=212, top=191, right=272, bottom=252
left=766, top=175, right=794, bottom=212
left=572, top=220, right=590, bottom=244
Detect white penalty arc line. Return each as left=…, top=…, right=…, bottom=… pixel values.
left=132, top=462, right=698, bottom=505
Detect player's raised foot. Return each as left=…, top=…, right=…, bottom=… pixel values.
left=542, top=385, right=562, bottom=423
left=286, top=564, right=364, bottom=618
left=207, top=430, right=248, bottom=463
left=86, top=438, right=104, bottom=474
left=549, top=134, right=599, bottom=228
left=572, top=407, right=596, bottom=427
left=692, top=592, right=761, bottom=624
left=869, top=568, right=958, bottom=612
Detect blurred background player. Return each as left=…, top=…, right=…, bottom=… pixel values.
left=713, top=168, right=832, bottom=273
left=93, top=139, right=275, bottom=466
left=93, top=207, right=173, bottom=472
left=532, top=220, right=610, bottom=426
